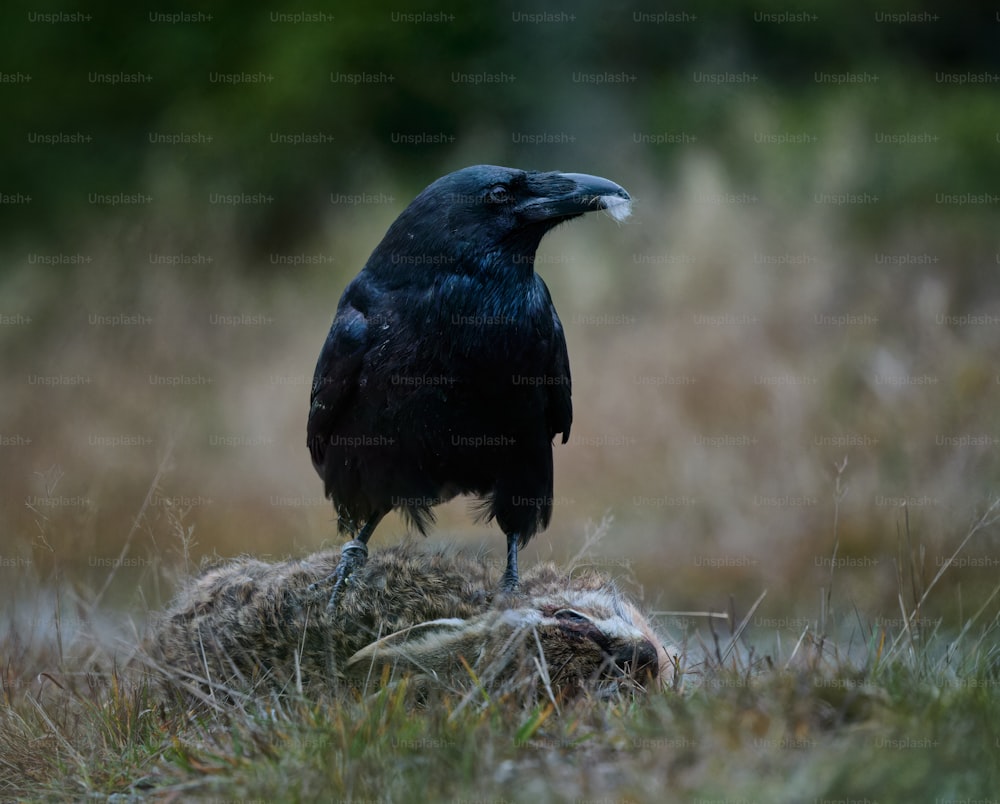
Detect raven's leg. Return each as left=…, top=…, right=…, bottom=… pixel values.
left=309, top=512, right=385, bottom=613
left=500, top=532, right=520, bottom=592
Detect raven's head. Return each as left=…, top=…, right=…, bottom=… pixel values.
left=368, top=165, right=631, bottom=280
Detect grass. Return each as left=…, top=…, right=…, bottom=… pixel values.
left=3, top=494, right=1000, bottom=802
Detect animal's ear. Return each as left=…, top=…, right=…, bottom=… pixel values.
left=345, top=616, right=491, bottom=677
left=345, top=609, right=540, bottom=678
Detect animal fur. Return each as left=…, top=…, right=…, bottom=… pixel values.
left=149, top=543, right=671, bottom=701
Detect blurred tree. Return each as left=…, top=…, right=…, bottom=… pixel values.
left=1, top=0, right=997, bottom=257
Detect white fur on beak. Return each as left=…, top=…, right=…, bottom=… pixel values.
left=600, top=194, right=632, bottom=222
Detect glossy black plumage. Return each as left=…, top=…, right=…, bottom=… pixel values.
left=307, top=165, right=630, bottom=598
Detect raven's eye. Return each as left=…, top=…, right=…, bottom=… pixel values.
left=485, top=184, right=511, bottom=205
left=554, top=609, right=591, bottom=624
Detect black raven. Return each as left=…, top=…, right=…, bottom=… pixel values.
left=308, top=165, right=631, bottom=608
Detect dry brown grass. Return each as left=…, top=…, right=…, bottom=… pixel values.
left=4, top=147, right=997, bottom=623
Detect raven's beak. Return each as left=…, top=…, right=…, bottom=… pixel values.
left=521, top=171, right=632, bottom=224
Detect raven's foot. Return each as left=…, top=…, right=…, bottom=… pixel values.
left=499, top=567, right=519, bottom=593
left=307, top=539, right=370, bottom=613
left=500, top=533, right=521, bottom=593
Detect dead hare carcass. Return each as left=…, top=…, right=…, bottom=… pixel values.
left=149, top=544, right=672, bottom=702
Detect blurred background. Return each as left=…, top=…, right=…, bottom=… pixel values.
left=2, top=1, right=999, bottom=647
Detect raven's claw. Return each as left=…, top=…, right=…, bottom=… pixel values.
left=307, top=539, right=370, bottom=613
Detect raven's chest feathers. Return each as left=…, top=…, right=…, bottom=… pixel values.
left=373, top=271, right=556, bottom=372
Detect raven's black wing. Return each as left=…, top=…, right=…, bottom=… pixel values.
left=541, top=279, right=572, bottom=444
left=306, top=279, right=371, bottom=473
